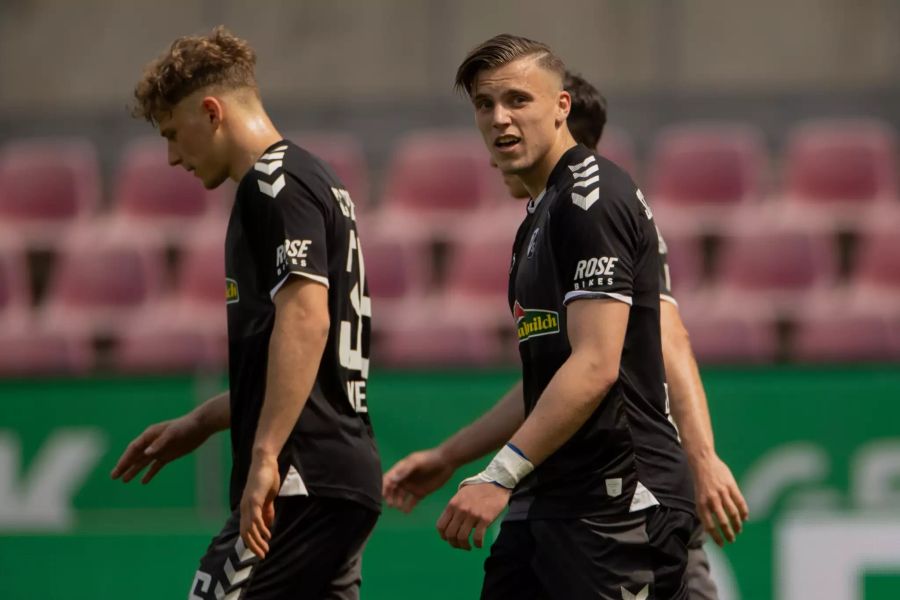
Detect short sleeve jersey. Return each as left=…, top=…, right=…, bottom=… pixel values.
left=224, top=140, right=381, bottom=513
left=506, top=145, right=694, bottom=520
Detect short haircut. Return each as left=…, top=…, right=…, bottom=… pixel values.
left=132, top=26, right=258, bottom=124
left=455, top=33, right=566, bottom=97
left=564, top=72, right=608, bottom=149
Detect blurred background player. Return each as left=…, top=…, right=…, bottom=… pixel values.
left=110, top=26, right=381, bottom=600
left=491, top=69, right=748, bottom=599
left=390, top=33, right=698, bottom=598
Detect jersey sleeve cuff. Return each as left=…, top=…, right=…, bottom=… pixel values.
left=270, top=271, right=330, bottom=299
left=660, top=293, right=678, bottom=307
left=563, top=290, right=633, bottom=306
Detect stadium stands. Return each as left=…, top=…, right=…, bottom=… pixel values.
left=0, top=120, right=896, bottom=371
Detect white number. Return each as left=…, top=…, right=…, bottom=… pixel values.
left=339, top=229, right=370, bottom=395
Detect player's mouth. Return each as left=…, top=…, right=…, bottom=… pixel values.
left=494, top=135, right=522, bottom=153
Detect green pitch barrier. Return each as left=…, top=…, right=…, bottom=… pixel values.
left=1, top=367, right=899, bottom=599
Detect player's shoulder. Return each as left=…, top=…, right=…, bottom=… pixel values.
left=551, top=146, right=645, bottom=220
left=240, top=140, right=337, bottom=207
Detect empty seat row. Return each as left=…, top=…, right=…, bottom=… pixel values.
left=2, top=118, right=898, bottom=242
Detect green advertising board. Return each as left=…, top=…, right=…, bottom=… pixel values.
left=0, top=367, right=899, bottom=599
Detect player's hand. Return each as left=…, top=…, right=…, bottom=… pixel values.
left=383, top=448, right=457, bottom=513
left=240, top=454, right=280, bottom=560
left=111, top=414, right=209, bottom=485
left=436, top=483, right=510, bottom=551
left=693, top=454, right=749, bottom=546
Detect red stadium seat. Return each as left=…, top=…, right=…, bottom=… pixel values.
left=649, top=122, right=768, bottom=234
left=660, top=229, right=704, bottom=297
left=0, top=237, right=30, bottom=315
left=710, top=227, right=838, bottom=318
left=680, top=310, right=778, bottom=364
left=0, top=330, right=93, bottom=376
left=0, top=137, right=100, bottom=244
left=109, top=137, right=223, bottom=241
left=792, top=311, right=898, bottom=363
left=40, top=225, right=166, bottom=337
left=776, top=119, right=899, bottom=231
left=375, top=130, right=504, bottom=242
left=844, top=223, right=900, bottom=313
left=784, top=119, right=897, bottom=206
left=291, top=132, right=371, bottom=210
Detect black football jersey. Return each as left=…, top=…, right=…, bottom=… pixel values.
left=506, top=145, right=694, bottom=520
left=224, top=140, right=380, bottom=513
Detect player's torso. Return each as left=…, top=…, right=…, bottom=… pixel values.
left=224, top=141, right=380, bottom=512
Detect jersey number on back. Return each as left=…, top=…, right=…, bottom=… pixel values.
left=340, top=229, right=370, bottom=412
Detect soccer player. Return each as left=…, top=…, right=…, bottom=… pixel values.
left=494, top=70, right=748, bottom=599
left=110, top=27, right=380, bottom=600
left=384, top=33, right=701, bottom=599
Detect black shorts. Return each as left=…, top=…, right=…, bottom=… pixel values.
left=188, top=496, right=379, bottom=600
left=481, top=506, right=697, bottom=600
left=686, top=524, right=719, bottom=600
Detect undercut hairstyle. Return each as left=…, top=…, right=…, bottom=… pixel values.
left=455, top=33, right=567, bottom=97
left=565, top=72, right=608, bottom=149
left=132, top=26, right=258, bottom=124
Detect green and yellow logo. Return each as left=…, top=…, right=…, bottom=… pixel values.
left=225, top=278, right=239, bottom=304
left=514, top=301, right=559, bottom=342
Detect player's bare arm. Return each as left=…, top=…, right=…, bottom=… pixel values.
left=661, top=300, right=749, bottom=546
left=111, top=391, right=230, bottom=485
left=383, top=381, right=524, bottom=513
left=437, top=299, right=627, bottom=550
left=240, top=276, right=330, bottom=559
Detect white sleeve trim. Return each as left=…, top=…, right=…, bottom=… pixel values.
left=270, top=271, right=330, bottom=299
left=660, top=293, right=679, bottom=307
left=563, top=290, right=633, bottom=306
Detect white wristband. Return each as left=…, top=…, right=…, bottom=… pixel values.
left=459, top=444, right=534, bottom=490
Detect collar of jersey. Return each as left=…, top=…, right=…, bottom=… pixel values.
left=526, top=190, right=547, bottom=214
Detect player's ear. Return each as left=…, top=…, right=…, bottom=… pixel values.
left=200, top=96, right=224, bottom=129
left=556, top=91, right=571, bottom=128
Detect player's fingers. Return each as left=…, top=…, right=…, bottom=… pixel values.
left=144, top=430, right=171, bottom=457
left=140, top=460, right=165, bottom=484
left=120, top=457, right=153, bottom=483
left=712, top=498, right=735, bottom=543
left=721, top=494, right=743, bottom=536
left=401, top=491, right=420, bottom=514
left=243, top=525, right=268, bottom=559
left=256, top=510, right=272, bottom=541
left=111, top=435, right=151, bottom=478
left=263, top=499, right=276, bottom=531
left=436, top=506, right=454, bottom=538
left=732, top=487, right=750, bottom=521
left=442, top=511, right=467, bottom=549
left=473, top=520, right=489, bottom=549
left=452, top=515, right=477, bottom=551
left=700, top=501, right=724, bottom=547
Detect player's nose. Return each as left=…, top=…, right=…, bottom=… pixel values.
left=491, top=104, right=512, bottom=128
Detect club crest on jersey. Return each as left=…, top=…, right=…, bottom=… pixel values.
left=514, top=301, right=560, bottom=342
left=225, top=278, right=239, bottom=304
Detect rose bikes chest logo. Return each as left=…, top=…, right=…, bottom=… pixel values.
left=514, top=301, right=560, bottom=342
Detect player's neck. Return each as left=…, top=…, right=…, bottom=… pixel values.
left=227, top=110, right=284, bottom=182
left=519, top=132, right=577, bottom=199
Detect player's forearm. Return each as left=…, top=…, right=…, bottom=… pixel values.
left=437, top=381, right=525, bottom=469
left=190, top=391, right=231, bottom=436
left=509, top=352, right=616, bottom=466
left=661, top=301, right=716, bottom=465
left=252, top=306, right=329, bottom=462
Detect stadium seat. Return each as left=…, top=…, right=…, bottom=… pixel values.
left=777, top=119, right=899, bottom=231
left=0, top=236, right=30, bottom=316
left=709, top=227, right=838, bottom=318
left=792, top=311, right=898, bottom=362
left=680, top=310, right=778, bottom=364
left=291, top=131, right=370, bottom=210
left=784, top=118, right=898, bottom=205
left=844, top=224, right=900, bottom=312
left=660, top=229, right=705, bottom=297
left=375, top=130, right=504, bottom=242
left=0, top=330, right=93, bottom=376
left=0, top=137, right=100, bottom=245
left=442, top=234, right=514, bottom=324
left=649, top=122, right=768, bottom=234
left=109, top=137, right=223, bottom=241
left=40, top=224, right=166, bottom=337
